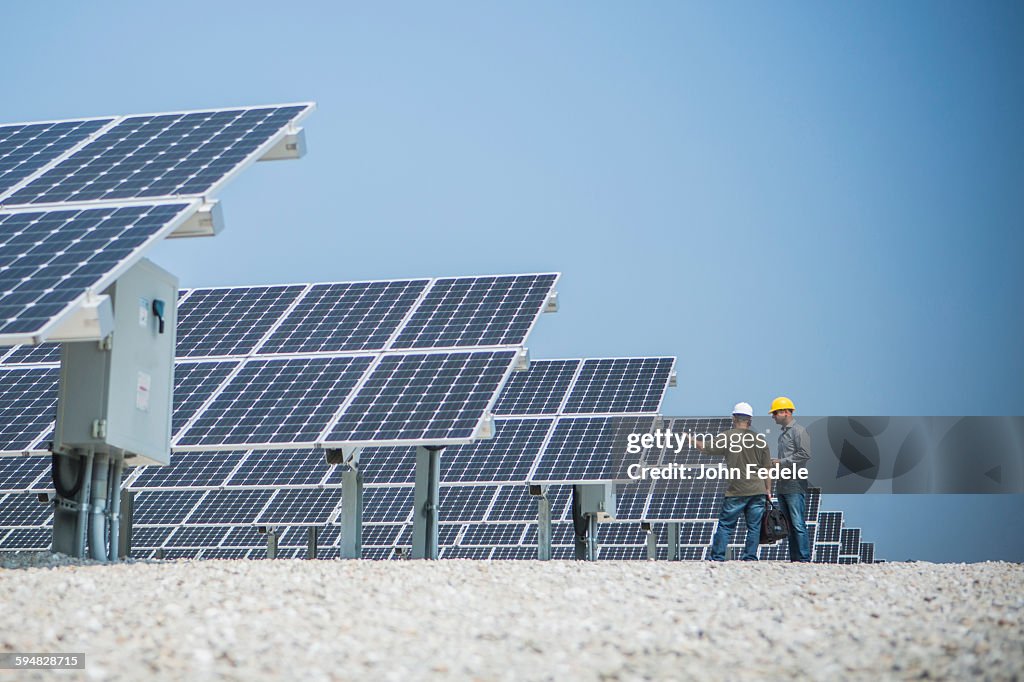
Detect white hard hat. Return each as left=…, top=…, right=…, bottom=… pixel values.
left=732, top=402, right=754, bottom=417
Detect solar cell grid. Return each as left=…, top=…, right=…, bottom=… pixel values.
left=391, top=274, right=556, bottom=350
left=257, top=488, right=342, bottom=526
left=458, top=523, right=526, bottom=546
left=175, top=285, right=304, bottom=358
left=841, top=528, right=862, bottom=556
left=0, top=202, right=194, bottom=341
left=6, top=105, right=310, bottom=206
left=859, top=543, right=875, bottom=564
left=346, top=447, right=416, bottom=485
left=1, top=343, right=60, bottom=365
left=0, top=367, right=58, bottom=453
left=599, top=546, right=647, bottom=560
left=225, top=450, right=331, bottom=488
left=816, top=512, right=843, bottom=543
left=491, top=360, right=579, bottom=416
left=438, top=486, right=496, bottom=523
left=130, top=526, right=176, bottom=548
left=0, top=526, right=51, bottom=550
left=362, top=524, right=400, bottom=547
left=0, top=455, right=48, bottom=490
left=184, top=489, right=274, bottom=525
left=0, top=118, right=113, bottom=197
left=815, top=544, right=840, bottom=564
left=562, top=358, right=674, bottom=415
left=165, top=525, right=231, bottom=548
left=222, top=526, right=265, bottom=547
left=176, top=355, right=374, bottom=448
left=134, top=491, right=205, bottom=525
left=171, top=361, right=239, bottom=437
left=0, top=493, right=52, bottom=527
left=325, top=350, right=515, bottom=445
left=363, top=486, right=414, bottom=523
left=259, top=280, right=429, bottom=354
left=129, top=451, right=244, bottom=489
left=441, top=418, right=553, bottom=483
left=202, top=547, right=251, bottom=560
left=441, top=546, right=492, bottom=560
left=487, top=484, right=570, bottom=522
left=531, top=416, right=658, bottom=482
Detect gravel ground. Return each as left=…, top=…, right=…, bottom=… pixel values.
left=0, top=553, right=1021, bottom=681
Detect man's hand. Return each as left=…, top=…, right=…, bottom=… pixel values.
left=771, top=459, right=780, bottom=466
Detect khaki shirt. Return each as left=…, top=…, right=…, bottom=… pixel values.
left=702, top=427, right=773, bottom=497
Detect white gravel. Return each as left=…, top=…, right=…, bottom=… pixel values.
left=1, top=553, right=1021, bottom=680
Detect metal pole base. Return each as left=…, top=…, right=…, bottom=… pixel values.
left=411, top=446, right=441, bottom=559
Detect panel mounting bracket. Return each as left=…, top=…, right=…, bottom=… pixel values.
left=472, top=413, right=495, bottom=440
left=669, top=370, right=678, bottom=388
left=169, top=201, right=224, bottom=239
left=544, top=291, right=559, bottom=313
left=259, top=127, right=307, bottom=161
left=45, top=293, right=114, bottom=343
left=514, top=347, right=530, bottom=371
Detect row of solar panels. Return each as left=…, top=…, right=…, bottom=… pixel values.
left=0, top=354, right=674, bottom=455
left=0, top=484, right=874, bottom=563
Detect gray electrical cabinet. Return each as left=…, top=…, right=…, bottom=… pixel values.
left=53, top=259, right=178, bottom=466
left=578, top=483, right=617, bottom=521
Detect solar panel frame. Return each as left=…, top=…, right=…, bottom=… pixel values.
left=0, top=103, right=315, bottom=207
left=0, top=200, right=200, bottom=346
left=0, top=367, right=59, bottom=455
left=0, top=117, right=116, bottom=199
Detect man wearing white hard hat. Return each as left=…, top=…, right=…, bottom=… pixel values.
left=690, top=402, right=773, bottom=561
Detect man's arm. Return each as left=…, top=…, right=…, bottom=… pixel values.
left=778, top=427, right=811, bottom=465
left=688, top=433, right=727, bottom=457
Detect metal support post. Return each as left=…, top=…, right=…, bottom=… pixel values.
left=666, top=522, right=680, bottom=561
left=118, top=489, right=134, bottom=559
left=266, top=528, right=278, bottom=559
left=572, top=485, right=587, bottom=561
left=108, top=458, right=124, bottom=561
left=307, top=527, right=318, bottom=560
left=411, top=446, right=442, bottom=559
left=645, top=524, right=657, bottom=560
left=536, top=486, right=552, bottom=561
left=586, top=515, right=599, bottom=561
left=339, top=468, right=364, bottom=559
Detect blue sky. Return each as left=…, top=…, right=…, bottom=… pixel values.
left=4, top=1, right=1022, bottom=561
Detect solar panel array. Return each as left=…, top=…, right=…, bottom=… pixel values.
left=0, top=104, right=313, bottom=347
left=0, top=273, right=558, bottom=451
left=0, top=360, right=877, bottom=562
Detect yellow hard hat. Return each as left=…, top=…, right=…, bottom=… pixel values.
left=770, top=396, right=795, bottom=413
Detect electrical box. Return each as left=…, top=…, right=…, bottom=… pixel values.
left=53, top=259, right=178, bottom=466
left=577, top=483, right=616, bottom=521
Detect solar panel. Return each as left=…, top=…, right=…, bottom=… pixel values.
left=816, top=512, right=843, bottom=543
left=184, top=489, right=274, bottom=525
left=841, top=528, right=862, bottom=556
left=0, top=526, right=51, bottom=550
left=390, top=274, right=557, bottom=349
left=224, top=450, right=331, bottom=488
left=202, top=547, right=252, bottom=560
left=165, top=525, right=231, bottom=548
left=222, top=526, right=265, bottom=547
left=441, top=546, right=492, bottom=559
left=0, top=202, right=195, bottom=344
left=598, top=546, right=647, bottom=560
left=814, top=544, right=840, bottom=564
left=562, top=358, right=674, bottom=415
left=175, top=285, right=304, bottom=358
left=487, top=484, right=570, bottom=522
left=362, top=524, right=401, bottom=547
left=1, top=343, right=60, bottom=365
left=491, top=359, right=579, bottom=416
left=3, top=104, right=312, bottom=206
left=0, top=118, right=113, bottom=196
left=345, top=447, right=416, bottom=485
left=363, top=486, right=414, bottom=523
left=134, top=490, right=205, bottom=525
left=258, top=280, right=429, bottom=354
left=437, top=486, right=496, bottom=523
left=0, top=456, right=48, bottom=490
left=171, top=361, right=239, bottom=437
left=323, top=350, right=517, bottom=445
left=457, top=524, right=528, bottom=546
left=0, top=493, right=51, bottom=527
left=440, top=418, right=554, bottom=483
left=492, top=546, right=539, bottom=560
left=530, top=416, right=658, bottom=482
left=613, top=482, right=652, bottom=520
left=175, top=355, right=374, bottom=448
left=0, top=367, right=58, bottom=453
left=129, top=451, right=244, bottom=489
left=131, top=526, right=176, bottom=548
left=257, top=488, right=341, bottom=526
left=859, top=542, right=875, bottom=564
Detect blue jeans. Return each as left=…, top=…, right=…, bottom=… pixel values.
left=778, top=492, right=811, bottom=562
left=710, top=495, right=765, bottom=561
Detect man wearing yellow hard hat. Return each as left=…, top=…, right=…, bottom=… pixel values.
left=770, top=396, right=811, bottom=562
